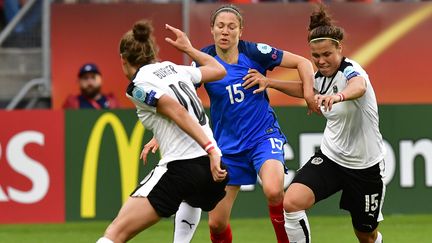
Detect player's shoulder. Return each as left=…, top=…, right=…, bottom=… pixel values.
left=339, top=57, right=366, bottom=80
left=239, top=40, right=274, bottom=55
left=201, top=44, right=217, bottom=56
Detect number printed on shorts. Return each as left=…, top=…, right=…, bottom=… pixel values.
left=269, top=138, right=284, bottom=154
left=169, top=81, right=207, bottom=125
left=226, top=84, right=245, bottom=104
left=365, top=193, right=379, bottom=213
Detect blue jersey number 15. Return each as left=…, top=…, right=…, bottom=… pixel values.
left=226, top=84, right=245, bottom=104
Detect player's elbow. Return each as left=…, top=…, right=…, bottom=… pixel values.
left=357, top=79, right=367, bottom=97
left=214, top=65, right=227, bottom=80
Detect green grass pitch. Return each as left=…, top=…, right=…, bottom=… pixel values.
left=0, top=214, right=431, bottom=242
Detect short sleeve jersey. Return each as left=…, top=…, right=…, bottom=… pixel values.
left=126, top=61, right=220, bottom=165
left=201, top=40, right=286, bottom=154
left=315, top=57, right=385, bottom=169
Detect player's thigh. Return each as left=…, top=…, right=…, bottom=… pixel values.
left=252, top=137, right=286, bottom=176
left=185, top=162, right=229, bottom=212
left=283, top=183, right=315, bottom=212
left=252, top=137, right=286, bottom=191
left=105, top=197, right=160, bottom=242
left=259, top=159, right=285, bottom=203
left=208, top=185, right=240, bottom=231
left=222, top=153, right=257, bottom=185
left=341, top=161, right=385, bottom=233
left=285, top=151, right=343, bottom=211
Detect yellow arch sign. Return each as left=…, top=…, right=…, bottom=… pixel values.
left=80, top=112, right=144, bottom=218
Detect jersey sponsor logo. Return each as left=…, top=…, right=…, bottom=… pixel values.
left=311, top=157, right=323, bottom=165
left=257, top=43, right=272, bottom=54
left=343, top=65, right=360, bottom=80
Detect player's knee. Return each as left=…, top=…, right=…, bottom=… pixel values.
left=263, top=185, right=284, bottom=205
left=208, top=218, right=228, bottom=234
left=354, top=231, right=377, bottom=243
left=104, top=220, right=128, bottom=242
left=283, top=195, right=305, bottom=213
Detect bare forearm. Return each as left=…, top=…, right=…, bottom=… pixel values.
left=171, top=109, right=209, bottom=146
left=186, top=47, right=214, bottom=67
left=268, top=79, right=303, bottom=98
left=341, top=77, right=367, bottom=100
left=186, top=48, right=226, bottom=82
left=297, top=60, right=315, bottom=99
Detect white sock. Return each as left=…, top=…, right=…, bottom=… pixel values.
left=173, top=201, right=202, bottom=243
left=96, top=237, right=113, bottom=243
left=284, top=210, right=311, bottom=243
left=375, top=231, right=383, bottom=243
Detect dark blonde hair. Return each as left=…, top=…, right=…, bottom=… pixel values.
left=308, top=5, right=344, bottom=46
left=210, top=4, right=244, bottom=28
left=119, top=20, right=158, bottom=67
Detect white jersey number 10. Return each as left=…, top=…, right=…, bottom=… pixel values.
left=169, top=81, right=207, bottom=126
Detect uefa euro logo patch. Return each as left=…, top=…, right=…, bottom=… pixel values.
left=343, top=66, right=360, bottom=80
left=257, top=43, right=272, bottom=54
left=132, top=86, right=146, bottom=103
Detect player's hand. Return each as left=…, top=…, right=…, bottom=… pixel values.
left=314, top=94, right=341, bottom=112
left=164, top=24, right=193, bottom=53
left=242, top=69, right=269, bottom=94
left=140, top=137, right=159, bottom=166
left=305, top=94, right=322, bottom=115
left=208, top=150, right=227, bottom=182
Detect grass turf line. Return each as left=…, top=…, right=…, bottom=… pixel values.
left=0, top=214, right=430, bottom=243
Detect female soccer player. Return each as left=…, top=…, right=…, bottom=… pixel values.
left=96, top=20, right=228, bottom=243
left=281, top=5, right=386, bottom=243
left=192, top=4, right=318, bottom=243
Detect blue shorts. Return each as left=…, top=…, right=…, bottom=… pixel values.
left=222, top=137, right=286, bottom=186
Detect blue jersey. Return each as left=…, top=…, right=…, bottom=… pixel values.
left=201, top=40, right=286, bottom=154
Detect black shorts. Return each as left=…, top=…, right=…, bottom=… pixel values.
left=292, top=150, right=385, bottom=232
left=130, top=156, right=228, bottom=218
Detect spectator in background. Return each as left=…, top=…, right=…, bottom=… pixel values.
left=63, top=63, right=119, bottom=109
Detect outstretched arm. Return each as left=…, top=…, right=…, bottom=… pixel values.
left=315, top=76, right=366, bottom=112
left=278, top=51, right=320, bottom=115
left=242, top=69, right=303, bottom=97
left=164, top=24, right=226, bottom=83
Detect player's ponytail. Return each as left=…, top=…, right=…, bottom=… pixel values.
left=308, top=4, right=344, bottom=46
left=120, top=19, right=158, bottom=67
left=133, top=20, right=152, bottom=42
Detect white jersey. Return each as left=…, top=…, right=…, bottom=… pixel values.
left=314, top=57, right=385, bottom=169
left=126, top=61, right=220, bottom=166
